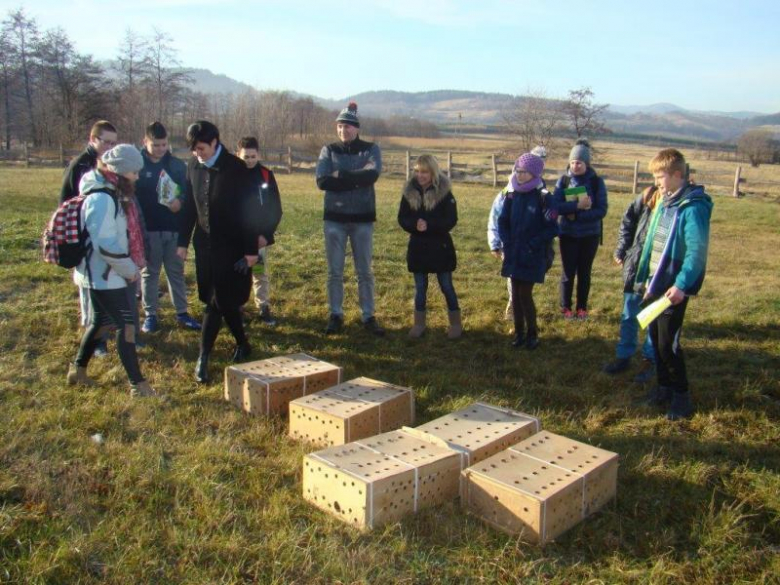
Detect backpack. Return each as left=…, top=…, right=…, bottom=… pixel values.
left=559, top=172, right=604, bottom=245
left=42, top=188, right=114, bottom=269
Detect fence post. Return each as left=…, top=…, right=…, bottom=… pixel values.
left=287, top=146, right=293, bottom=174
left=405, top=150, right=410, bottom=180
left=733, top=166, right=742, bottom=198
left=492, top=154, right=497, bottom=188
left=447, top=151, right=452, bottom=179
left=59, top=143, right=65, bottom=166
left=24, top=143, right=30, bottom=167
left=632, top=160, right=639, bottom=194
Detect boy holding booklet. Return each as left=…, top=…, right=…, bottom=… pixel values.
left=635, top=149, right=713, bottom=420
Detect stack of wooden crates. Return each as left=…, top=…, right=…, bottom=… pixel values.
left=222, top=353, right=618, bottom=543
left=301, top=403, right=541, bottom=529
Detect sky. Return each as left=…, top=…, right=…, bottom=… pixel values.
left=3, top=0, right=780, bottom=113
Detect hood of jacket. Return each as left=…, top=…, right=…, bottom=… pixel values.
left=79, top=169, right=115, bottom=196
left=403, top=173, right=451, bottom=211
left=666, top=183, right=712, bottom=211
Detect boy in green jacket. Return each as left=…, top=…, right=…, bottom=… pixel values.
left=635, top=149, right=713, bottom=420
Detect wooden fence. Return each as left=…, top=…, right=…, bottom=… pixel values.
left=380, top=150, right=763, bottom=198
left=2, top=145, right=775, bottom=199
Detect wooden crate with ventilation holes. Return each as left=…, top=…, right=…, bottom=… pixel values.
left=460, top=431, right=618, bottom=544
left=289, top=377, right=415, bottom=447
left=224, top=353, right=343, bottom=416
left=303, top=429, right=461, bottom=529
left=404, top=402, right=541, bottom=468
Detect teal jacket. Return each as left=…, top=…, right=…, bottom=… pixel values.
left=635, top=184, right=713, bottom=297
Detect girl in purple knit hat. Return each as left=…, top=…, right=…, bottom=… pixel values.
left=497, top=153, right=559, bottom=349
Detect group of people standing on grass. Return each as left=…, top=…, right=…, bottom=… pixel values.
left=57, top=101, right=712, bottom=421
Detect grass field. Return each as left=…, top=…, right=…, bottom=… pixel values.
left=1, top=165, right=779, bottom=584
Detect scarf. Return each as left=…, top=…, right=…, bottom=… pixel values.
left=511, top=173, right=543, bottom=193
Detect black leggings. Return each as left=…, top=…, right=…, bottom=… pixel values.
left=559, top=234, right=600, bottom=311
left=75, top=287, right=144, bottom=384
left=511, top=279, right=537, bottom=337
left=200, top=298, right=247, bottom=355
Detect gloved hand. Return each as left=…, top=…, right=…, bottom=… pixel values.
left=233, top=258, right=250, bottom=275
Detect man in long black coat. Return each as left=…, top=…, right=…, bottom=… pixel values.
left=177, top=120, right=261, bottom=383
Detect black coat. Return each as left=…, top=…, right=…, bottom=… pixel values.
left=248, top=164, right=282, bottom=246
left=178, top=145, right=260, bottom=309
left=398, top=175, right=457, bottom=274
left=60, top=145, right=98, bottom=203
left=615, top=188, right=655, bottom=292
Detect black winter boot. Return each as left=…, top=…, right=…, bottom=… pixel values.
left=195, top=353, right=210, bottom=384
left=667, top=391, right=694, bottom=421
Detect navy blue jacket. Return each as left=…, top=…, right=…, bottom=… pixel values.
left=552, top=168, right=608, bottom=238
left=136, top=150, right=188, bottom=232
left=498, top=188, right=558, bottom=284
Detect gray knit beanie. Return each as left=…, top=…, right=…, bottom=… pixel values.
left=102, top=144, right=144, bottom=174
left=568, top=138, right=591, bottom=165
left=336, top=101, right=360, bottom=128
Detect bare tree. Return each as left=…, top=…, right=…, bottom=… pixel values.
left=143, top=28, right=192, bottom=122
left=502, top=88, right=564, bottom=153
left=114, top=28, right=152, bottom=140
left=3, top=8, right=39, bottom=145
left=737, top=128, right=778, bottom=167
left=561, top=86, right=609, bottom=137
left=0, top=28, right=16, bottom=149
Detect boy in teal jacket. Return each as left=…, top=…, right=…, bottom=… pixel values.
left=635, top=148, right=713, bottom=420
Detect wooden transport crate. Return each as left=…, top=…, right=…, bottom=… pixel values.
left=406, top=402, right=540, bottom=467
left=224, top=353, right=342, bottom=416
left=289, top=377, right=415, bottom=446
left=303, top=429, right=461, bottom=529
left=460, top=431, right=618, bottom=544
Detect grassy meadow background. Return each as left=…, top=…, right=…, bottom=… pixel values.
left=1, top=145, right=779, bottom=584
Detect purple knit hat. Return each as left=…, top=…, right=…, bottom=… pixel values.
left=511, top=153, right=545, bottom=192
left=515, top=153, right=545, bottom=177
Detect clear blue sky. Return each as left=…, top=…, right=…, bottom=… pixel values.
left=5, top=0, right=780, bottom=113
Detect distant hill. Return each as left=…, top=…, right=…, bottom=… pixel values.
left=99, top=62, right=779, bottom=142
left=318, top=90, right=775, bottom=141
left=315, top=90, right=516, bottom=123
left=99, top=60, right=254, bottom=95
left=187, top=68, right=254, bottom=94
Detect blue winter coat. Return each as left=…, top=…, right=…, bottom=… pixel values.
left=552, top=168, right=608, bottom=238
left=498, top=187, right=558, bottom=283
left=635, top=184, right=713, bottom=296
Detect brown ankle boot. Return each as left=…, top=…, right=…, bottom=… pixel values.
left=66, top=364, right=95, bottom=386
left=409, top=311, right=426, bottom=338
left=447, top=310, right=462, bottom=339
left=130, top=380, right=157, bottom=398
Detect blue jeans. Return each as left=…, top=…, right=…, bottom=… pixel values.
left=616, top=292, right=655, bottom=361
left=324, top=221, right=375, bottom=321
left=413, top=272, right=459, bottom=312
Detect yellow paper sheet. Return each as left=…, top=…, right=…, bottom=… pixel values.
left=637, top=296, right=672, bottom=330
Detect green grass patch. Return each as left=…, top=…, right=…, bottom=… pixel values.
left=1, top=167, right=778, bottom=583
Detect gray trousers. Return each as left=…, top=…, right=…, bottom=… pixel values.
left=324, top=220, right=375, bottom=322
left=251, top=247, right=270, bottom=309
left=141, top=230, right=188, bottom=317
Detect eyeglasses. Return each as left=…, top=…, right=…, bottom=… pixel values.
left=98, top=137, right=117, bottom=147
